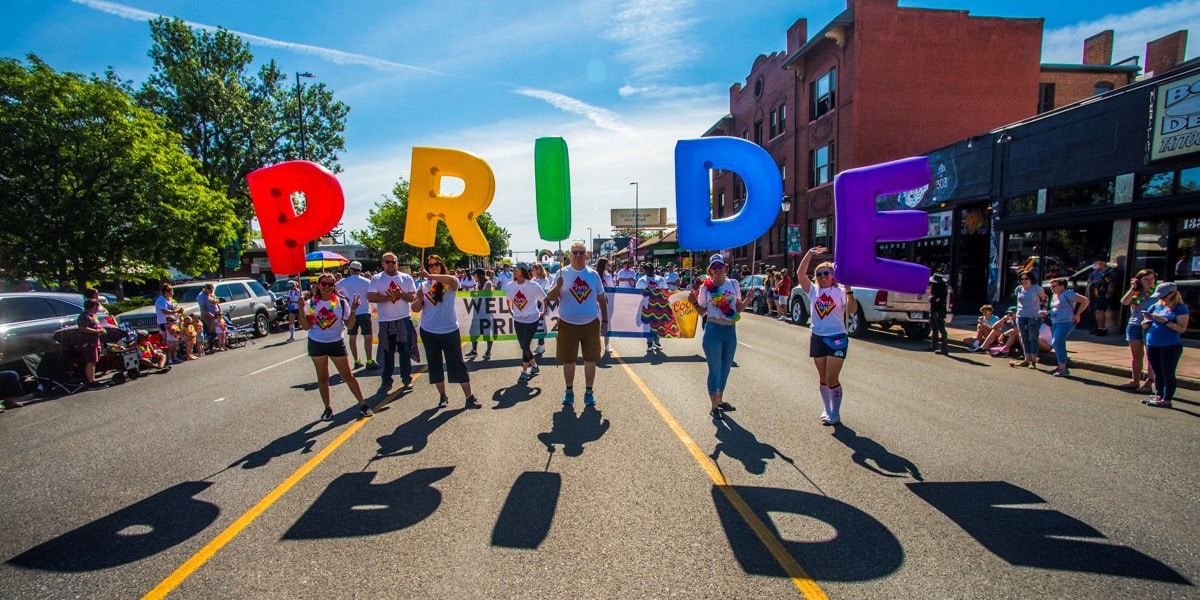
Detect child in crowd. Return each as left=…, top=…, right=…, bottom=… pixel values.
left=967, top=305, right=1001, bottom=351
left=212, top=306, right=228, bottom=351
left=136, top=331, right=170, bottom=373
left=163, top=316, right=182, bottom=363
left=971, top=306, right=1017, bottom=353
left=181, top=315, right=199, bottom=360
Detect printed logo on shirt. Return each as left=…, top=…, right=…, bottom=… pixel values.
left=387, top=280, right=401, bottom=303
left=312, top=305, right=339, bottom=330
left=814, top=291, right=839, bottom=319
left=569, top=276, right=592, bottom=304
left=425, top=282, right=443, bottom=306
left=512, top=290, right=529, bottom=311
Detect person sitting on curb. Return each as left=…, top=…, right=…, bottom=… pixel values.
left=966, top=305, right=1001, bottom=352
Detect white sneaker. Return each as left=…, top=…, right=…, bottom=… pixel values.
left=533, top=345, right=545, bottom=355
left=604, top=344, right=611, bottom=354
left=653, top=343, right=662, bottom=351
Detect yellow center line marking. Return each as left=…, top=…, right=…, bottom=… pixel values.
left=613, top=350, right=829, bottom=600
left=143, top=370, right=425, bottom=600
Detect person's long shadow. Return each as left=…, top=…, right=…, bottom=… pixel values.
left=492, top=383, right=541, bottom=409
left=710, top=416, right=787, bottom=475
left=536, top=404, right=610, bottom=457
left=831, top=424, right=924, bottom=481
left=373, top=407, right=467, bottom=459
left=290, top=373, right=344, bottom=391
left=228, top=410, right=358, bottom=469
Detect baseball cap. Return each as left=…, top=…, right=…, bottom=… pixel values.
left=1006, top=306, right=1018, bottom=314
left=709, top=254, right=726, bottom=267
left=349, top=261, right=362, bottom=270
left=1151, top=282, right=1178, bottom=298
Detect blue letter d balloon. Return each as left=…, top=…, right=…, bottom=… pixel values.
left=674, top=137, right=782, bottom=251
left=833, top=157, right=931, bottom=294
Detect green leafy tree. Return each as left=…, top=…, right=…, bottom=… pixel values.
left=353, top=179, right=510, bottom=267
left=0, top=55, right=242, bottom=289
left=136, top=17, right=349, bottom=221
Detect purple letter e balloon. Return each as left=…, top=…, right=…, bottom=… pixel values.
left=833, top=157, right=932, bottom=295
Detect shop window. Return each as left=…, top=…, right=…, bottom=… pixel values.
left=779, top=104, right=787, bottom=133
left=810, top=69, right=836, bottom=120
left=1007, top=193, right=1038, bottom=215
left=1005, top=231, right=1041, bottom=291
left=810, top=217, right=830, bottom=248
left=1046, top=179, right=1114, bottom=211
left=1042, top=224, right=1114, bottom=292
left=1138, top=171, right=1175, bottom=199
left=1131, top=220, right=1170, bottom=277
left=1094, top=82, right=1114, bottom=96
left=876, top=242, right=910, bottom=262
left=717, top=192, right=725, bottom=218
left=1179, top=167, right=1200, bottom=194
left=1037, top=83, right=1056, bottom=114
left=810, top=143, right=834, bottom=188
left=754, top=120, right=763, bottom=146
left=915, top=238, right=952, bottom=273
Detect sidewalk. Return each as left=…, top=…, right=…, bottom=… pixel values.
left=945, top=317, right=1200, bottom=391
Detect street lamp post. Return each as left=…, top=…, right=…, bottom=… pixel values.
left=295, top=71, right=315, bottom=253
left=629, top=181, right=639, bottom=263
left=587, top=227, right=593, bottom=255
left=781, top=195, right=792, bottom=272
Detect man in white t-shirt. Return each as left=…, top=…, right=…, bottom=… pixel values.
left=615, top=260, right=637, bottom=288
left=495, top=263, right=514, bottom=288
left=367, top=252, right=418, bottom=392
left=336, top=260, right=375, bottom=369
left=546, top=242, right=608, bottom=406
left=664, top=264, right=680, bottom=291
left=636, top=263, right=669, bottom=352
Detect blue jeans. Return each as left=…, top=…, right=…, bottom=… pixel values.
left=1147, top=344, right=1183, bottom=400
left=1017, top=317, right=1041, bottom=360
left=702, top=322, right=737, bottom=394
left=1051, top=321, right=1074, bottom=367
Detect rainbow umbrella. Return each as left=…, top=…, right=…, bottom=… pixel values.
left=305, top=250, right=349, bottom=271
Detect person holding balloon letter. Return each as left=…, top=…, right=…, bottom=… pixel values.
left=689, top=254, right=756, bottom=420
left=797, top=246, right=857, bottom=426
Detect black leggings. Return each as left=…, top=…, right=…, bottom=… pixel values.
left=421, top=330, right=469, bottom=385
left=1147, top=344, right=1183, bottom=400
left=930, top=311, right=948, bottom=349
left=515, top=320, right=539, bottom=363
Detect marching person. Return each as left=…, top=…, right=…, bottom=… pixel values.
left=594, top=258, right=615, bottom=355
left=412, top=255, right=479, bottom=409
left=301, top=273, right=372, bottom=420
left=636, top=262, right=668, bottom=353
left=466, top=268, right=495, bottom=360
left=796, top=246, right=857, bottom=425
left=546, top=242, right=608, bottom=406
left=616, top=259, right=637, bottom=289
left=285, top=280, right=302, bottom=342
left=1142, top=282, right=1189, bottom=408
left=505, top=263, right=548, bottom=383
left=336, top=261, right=376, bottom=369
left=690, top=254, right=755, bottom=419
left=531, top=262, right=552, bottom=357
left=368, top=252, right=418, bottom=394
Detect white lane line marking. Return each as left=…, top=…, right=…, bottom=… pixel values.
left=244, top=354, right=307, bottom=377
left=737, top=342, right=754, bottom=348
left=214, top=398, right=225, bottom=402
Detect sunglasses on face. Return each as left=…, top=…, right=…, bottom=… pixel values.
left=382, top=259, right=397, bottom=264
left=320, top=282, right=335, bottom=288
left=571, top=251, right=586, bottom=255
left=815, top=270, right=833, bottom=277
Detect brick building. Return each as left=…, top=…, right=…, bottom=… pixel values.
left=705, top=0, right=1044, bottom=273
left=1038, top=30, right=1141, bottom=113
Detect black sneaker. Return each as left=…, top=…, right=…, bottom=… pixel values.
left=437, top=395, right=449, bottom=408
left=465, top=395, right=482, bottom=409
left=465, top=350, right=478, bottom=358
left=378, top=380, right=393, bottom=393
left=321, top=406, right=333, bottom=421
left=87, top=381, right=109, bottom=390
left=718, top=402, right=736, bottom=412
left=360, top=404, right=374, bottom=418
left=710, top=407, right=724, bottom=420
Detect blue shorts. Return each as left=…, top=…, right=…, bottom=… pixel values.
left=809, top=333, right=849, bottom=359
left=1126, top=323, right=1145, bottom=343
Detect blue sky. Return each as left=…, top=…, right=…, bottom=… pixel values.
left=4, top=0, right=1198, bottom=256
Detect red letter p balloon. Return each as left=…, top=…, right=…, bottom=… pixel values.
left=247, top=161, right=345, bottom=276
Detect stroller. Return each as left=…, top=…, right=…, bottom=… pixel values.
left=216, top=314, right=254, bottom=350
left=54, top=325, right=141, bottom=385
left=22, top=352, right=84, bottom=396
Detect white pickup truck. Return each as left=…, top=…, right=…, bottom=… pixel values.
left=786, top=284, right=953, bottom=340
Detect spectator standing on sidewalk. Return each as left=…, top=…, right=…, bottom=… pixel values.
left=928, top=274, right=949, bottom=354
left=1012, top=273, right=1047, bottom=369
left=77, top=299, right=107, bottom=389
left=775, top=268, right=792, bottom=321
left=1141, top=283, right=1189, bottom=408
left=285, top=280, right=302, bottom=342
left=369, top=252, right=418, bottom=394
left=797, top=245, right=856, bottom=426
left=336, top=261, right=375, bottom=369
left=1119, top=269, right=1158, bottom=392
left=1087, top=258, right=1118, bottom=336
left=1047, top=278, right=1089, bottom=377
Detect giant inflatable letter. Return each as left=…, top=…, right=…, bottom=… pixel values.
left=534, top=137, right=572, bottom=241
left=247, top=161, right=345, bottom=276
left=833, top=157, right=931, bottom=294
left=405, top=147, right=496, bottom=256
left=674, top=137, right=782, bottom=251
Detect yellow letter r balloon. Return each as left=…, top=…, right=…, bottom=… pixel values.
left=404, top=147, right=496, bottom=256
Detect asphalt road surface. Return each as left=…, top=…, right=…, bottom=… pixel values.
left=1, top=315, right=1197, bottom=599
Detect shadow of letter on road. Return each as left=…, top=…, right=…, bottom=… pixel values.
left=491, top=471, right=562, bottom=549
left=282, top=467, right=453, bottom=540
left=908, top=481, right=1190, bottom=584
left=7, top=481, right=219, bottom=572
left=712, top=485, right=903, bottom=582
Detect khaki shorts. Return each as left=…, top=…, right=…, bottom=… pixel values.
left=556, top=319, right=601, bottom=364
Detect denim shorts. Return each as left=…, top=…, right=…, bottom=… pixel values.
left=1126, top=323, right=1145, bottom=343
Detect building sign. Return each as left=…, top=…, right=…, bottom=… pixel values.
left=787, top=225, right=804, bottom=255
left=611, top=208, right=669, bottom=228
left=875, top=151, right=958, bottom=210
left=1152, top=72, right=1200, bottom=161
left=927, top=211, right=953, bottom=238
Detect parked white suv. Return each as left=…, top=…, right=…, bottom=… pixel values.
left=116, top=278, right=277, bottom=337
left=787, top=283, right=953, bottom=340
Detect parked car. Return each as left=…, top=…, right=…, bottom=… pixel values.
left=0, top=292, right=87, bottom=372
left=738, top=274, right=771, bottom=315
left=115, top=278, right=276, bottom=337
left=787, top=283, right=954, bottom=339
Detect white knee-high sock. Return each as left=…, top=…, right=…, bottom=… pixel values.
left=829, top=385, right=843, bottom=420
left=819, top=383, right=832, bottom=417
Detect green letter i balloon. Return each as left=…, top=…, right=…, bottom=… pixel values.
left=534, top=137, right=572, bottom=241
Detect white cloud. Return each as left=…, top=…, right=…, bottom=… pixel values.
left=605, top=0, right=702, bottom=83
left=70, top=0, right=447, bottom=76
left=1041, top=0, right=1200, bottom=65
left=512, top=88, right=638, bottom=138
